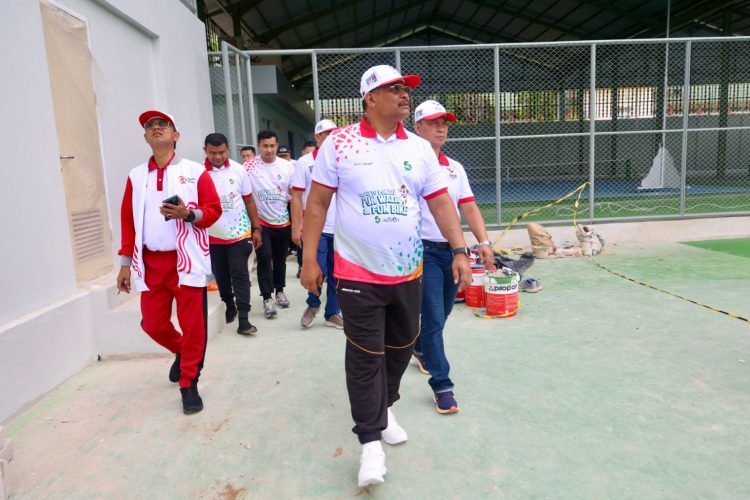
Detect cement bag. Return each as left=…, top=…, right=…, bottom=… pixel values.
left=527, top=222, right=555, bottom=258
left=576, top=224, right=604, bottom=256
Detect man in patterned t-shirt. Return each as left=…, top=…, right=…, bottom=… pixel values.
left=301, top=65, right=472, bottom=488
left=204, top=133, right=262, bottom=335
left=244, top=130, right=295, bottom=318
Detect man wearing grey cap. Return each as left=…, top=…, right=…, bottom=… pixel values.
left=301, top=65, right=472, bottom=487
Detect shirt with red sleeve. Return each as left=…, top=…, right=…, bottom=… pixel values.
left=311, top=117, right=447, bottom=284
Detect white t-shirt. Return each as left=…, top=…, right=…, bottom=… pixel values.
left=205, top=158, right=253, bottom=244
left=419, top=152, right=475, bottom=242
left=244, top=156, right=294, bottom=227
left=312, top=118, right=448, bottom=285
left=291, top=148, right=336, bottom=235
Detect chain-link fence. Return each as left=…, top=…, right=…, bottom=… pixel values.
left=209, top=38, right=750, bottom=227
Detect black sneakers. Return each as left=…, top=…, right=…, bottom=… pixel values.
left=180, top=382, right=203, bottom=414
left=169, top=354, right=181, bottom=383
left=225, top=303, right=238, bottom=323
left=237, top=316, right=257, bottom=335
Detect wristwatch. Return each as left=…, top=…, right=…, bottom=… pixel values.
left=185, top=210, right=196, bottom=223
left=479, top=240, right=492, bottom=247
left=451, top=246, right=470, bottom=258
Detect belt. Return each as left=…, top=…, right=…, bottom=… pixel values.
left=422, top=239, right=450, bottom=250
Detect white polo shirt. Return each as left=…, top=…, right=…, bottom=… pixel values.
left=312, top=118, right=448, bottom=284
left=143, top=154, right=177, bottom=251
left=244, top=155, right=294, bottom=227
left=419, top=152, right=475, bottom=242
left=291, top=148, right=336, bottom=235
left=205, top=158, right=253, bottom=244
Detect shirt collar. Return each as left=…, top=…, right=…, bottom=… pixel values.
left=437, top=151, right=450, bottom=166
left=204, top=157, right=229, bottom=171
left=148, top=152, right=176, bottom=171
left=359, top=117, right=408, bottom=141
left=312, top=147, right=319, bottom=160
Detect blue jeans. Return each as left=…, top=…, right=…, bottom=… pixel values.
left=306, top=233, right=340, bottom=319
left=415, top=241, right=459, bottom=393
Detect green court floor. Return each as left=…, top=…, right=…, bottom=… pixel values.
left=681, top=237, right=750, bottom=259
left=5, top=242, right=750, bottom=498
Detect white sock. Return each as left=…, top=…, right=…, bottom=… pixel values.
left=358, top=441, right=386, bottom=487
left=381, top=407, right=408, bottom=445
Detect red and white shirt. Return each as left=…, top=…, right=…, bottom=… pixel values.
left=419, top=152, right=474, bottom=242
left=118, top=155, right=221, bottom=290
left=243, top=156, right=294, bottom=227
left=312, top=118, right=448, bottom=284
left=291, top=148, right=336, bottom=235
left=205, top=158, right=253, bottom=244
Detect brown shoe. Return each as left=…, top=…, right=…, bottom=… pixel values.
left=300, top=306, right=319, bottom=328
left=413, top=353, right=430, bottom=375
left=324, top=314, right=344, bottom=330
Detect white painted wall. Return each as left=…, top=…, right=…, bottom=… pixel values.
left=0, top=1, right=79, bottom=326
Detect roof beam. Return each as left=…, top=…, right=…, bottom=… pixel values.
left=574, top=0, right=662, bottom=32
left=467, top=0, right=592, bottom=39
left=292, top=0, right=433, bottom=49
left=254, top=0, right=369, bottom=44
left=626, top=0, right=745, bottom=38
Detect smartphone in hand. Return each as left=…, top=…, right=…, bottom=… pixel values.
left=162, top=195, right=179, bottom=221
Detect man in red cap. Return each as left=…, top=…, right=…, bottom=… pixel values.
left=116, top=110, right=221, bottom=414
left=301, top=65, right=472, bottom=487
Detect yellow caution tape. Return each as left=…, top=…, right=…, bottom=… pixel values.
left=489, top=181, right=750, bottom=325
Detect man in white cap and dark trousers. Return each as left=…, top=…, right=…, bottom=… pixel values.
left=290, top=119, right=343, bottom=329
left=116, top=110, right=222, bottom=414
left=412, top=100, right=495, bottom=414
left=301, top=66, right=472, bottom=487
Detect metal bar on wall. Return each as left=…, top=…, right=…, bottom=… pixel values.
left=395, top=49, right=401, bottom=72
left=494, top=46, right=502, bottom=226
left=589, top=43, right=596, bottom=221
left=221, top=41, right=237, bottom=160
left=245, top=51, right=257, bottom=148
left=235, top=53, right=247, bottom=148
left=680, top=40, right=692, bottom=216
left=312, top=51, right=320, bottom=124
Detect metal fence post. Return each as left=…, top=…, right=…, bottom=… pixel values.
left=312, top=51, right=320, bottom=124
left=235, top=53, right=247, bottom=148
left=395, top=49, right=401, bottom=73
left=244, top=51, right=257, bottom=147
left=494, top=46, right=502, bottom=225
left=680, top=40, right=692, bottom=216
left=221, top=41, right=237, bottom=160
left=589, top=43, right=596, bottom=221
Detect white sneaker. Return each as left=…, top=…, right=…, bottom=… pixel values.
left=263, top=298, right=277, bottom=319
left=358, top=441, right=386, bottom=487
left=381, top=407, right=408, bottom=445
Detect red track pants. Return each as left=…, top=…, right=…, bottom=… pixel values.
left=140, top=249, right=207, bottom=388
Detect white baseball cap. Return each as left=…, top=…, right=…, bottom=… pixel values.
left=314, top=119, right=338, bottom=135
left=360, top=65, right=421, bottom=98
left=414, top=100, right=456, bottom=123
left=139, top=110, right=178, bottom=131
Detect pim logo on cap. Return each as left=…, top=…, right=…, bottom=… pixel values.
left=365, top=73, right=378, bottom=86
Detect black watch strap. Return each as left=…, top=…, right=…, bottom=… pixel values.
left=451, top=246, right=469, bottom=257
left=186, top=210, right=196, bottom=223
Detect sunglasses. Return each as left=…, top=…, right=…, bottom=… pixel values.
left=144, top=119, right=172, bottom=130
left=376, top=83, right=412, bottom=96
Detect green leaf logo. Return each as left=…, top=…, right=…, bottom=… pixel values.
left=403, top=161, right=413, bottom=171
left=374, top=215, right=381, bottom=224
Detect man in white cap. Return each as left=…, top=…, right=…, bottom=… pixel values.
left=301, top=65, right=472, bottom=487
left=290, top=119, right=343, bottom=329
left=412, top=100, right=494, bottom=414
left=116, top=110, right=222, bottom=414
